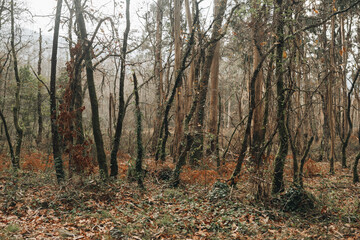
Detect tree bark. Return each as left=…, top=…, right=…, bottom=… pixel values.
left=110, top=0, right=130, bottom=177
left=0, top=110, right=16, bottom=168
left=151, top=0, right=164, bottom=153
left=185, top=0, right=195, bottom=114
left=10, top=0, right=23, bottom=170
left=341, top=70, right=359, bottom=171
left=50, top=0, right=65, bottom=182
left=155, top=3, right=199, bottom=163
left=36, top=29, right=43, bottom=146
left=74, top=0, right=108, bottom=178
left=190, top=0, right=227, bottom=166
left=133, top=73, right=144, bottom=189
left=329, top=7, right=336, bottom=174
left=271, top=0, right=288, bottom=194
left=173, top=0, right=184, bottom=158
left=250, top=0, right=264, bottom=161
left=208, top=0, right=221, bottom=154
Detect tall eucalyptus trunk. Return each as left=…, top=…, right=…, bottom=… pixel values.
left=173, top=0, right=184, bottom=158
left=208, top=0, right=221, bottom=155
left=189, top=0, right=227, bottom=165
left=152, top=0, right=164, bottom=153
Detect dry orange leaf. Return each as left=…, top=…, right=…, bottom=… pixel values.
left=283, top=51, right=287, bottom=59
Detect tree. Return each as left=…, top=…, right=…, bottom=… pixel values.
left=173, top=0, right=184, bottom=159
left=271, top=0, right=288, bottom=194
left=35, top=29, right=43, bottom=146
left=50, top=0, right=65, bottom=182
left=328, top=2, right=336, bottom=174
left=189, top=0, right=227, bottom=166
left=133, top=73, right=144, bottom=189
left=151, top=0, right=165, bottom=153
left=110, top=0, right=130, bottom=177
left=74, top=0, right=108, bottom=178
left=208, top=0, right=221, bottom=155
left=10, top=0, right=23, bottom=170
left=249, top=0, right=265, bottom=161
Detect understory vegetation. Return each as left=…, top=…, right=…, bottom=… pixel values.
left=0, top=149, right=359, bottom=239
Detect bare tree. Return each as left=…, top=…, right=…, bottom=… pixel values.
left=50, top=0, right=65, bottom=182
left=74, top=0, right=108, bottom=178
left=110, top=0, right=130, bottom=178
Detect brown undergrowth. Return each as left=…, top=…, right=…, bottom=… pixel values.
left=0, top=153, right=359, bottom=239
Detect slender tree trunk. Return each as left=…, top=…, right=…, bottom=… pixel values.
left=341, top=16, right=348, bottom=146
left=155, top=3, right=199, bottom=163
left=299, top=136, right=314, bottom=187
left=133, top=73, right=144, bottom=189
left=271, top=0, right=288, bottom=194
left=228, top=42, right=271, bottom=187
left=50, top=0, right=65, bottom=182
left=185, top=0, right=195, bottom=114
left=250, top=0, right=264, bottom=161
left=0, top=110, right=16, bottom=168
left=173, top=0, right=184, bottom=158
left=36, top=29, right=43, bottom=146
left=341, top=70, right=359, bottom=171
left=152, top=0, right=164, bottom=153
left=227, top=98, right=231, bottom=129
left=110, top=0, right=131, bottom=177
left=10, top=0, right=23, bottom=170
left=190, top=0, right=227, bottom=165
left=208, top=0, right=221, bottom=154
left=329, top=9, right=336, bottom=174
left=74, top=0, right=108, bottom=178
left=354, top=152, right=360, bottom=183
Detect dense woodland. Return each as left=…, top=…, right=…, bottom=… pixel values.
left=1, top=0, right=360, bottom=239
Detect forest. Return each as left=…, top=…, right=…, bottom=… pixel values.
left=0, top=0, right=360, bottom=238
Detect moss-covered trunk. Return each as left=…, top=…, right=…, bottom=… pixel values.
left=133, top=73, right=144, bottom=189
left=10, top=0, right=23, bottom=170
left=50, top=0, right=65, bottom=182
left=74, top=0, right=108, bottom=179
left=110, top=0, right=130, bottom=178
left=271, top=0, right=288, bottom=195
left=189, top=0, right=227, bottom=166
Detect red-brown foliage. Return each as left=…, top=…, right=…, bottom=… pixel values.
left=21, top=152, right=53, bottom=172
left=303, top=158, right=320, bottom=177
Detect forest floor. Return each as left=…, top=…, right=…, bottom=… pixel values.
left=0, top=153, right=359, bottom=239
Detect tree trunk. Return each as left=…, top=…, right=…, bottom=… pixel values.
left=155, top=3, right=199, bottom=163
left=341, top=70, right=359, bottom=171
left=354, top=152, right=360, bottom=183
left=190, top=0, right=227, bottom=166
left=185, top=0, right=195, bottom=114
left=329, top=8, right=336, bottom=174
left=173, top=0, right=184, bottom=158
left=271, top=0, right=288, bottom=194
left=299, top=136, right=314, bottom=187
left=110, top=0, right=131, bottom=177
left=74, top=0, right=108, bottom=178
left=10, top=0, right=23, bottom=170
left=250, top=0, right=264, bottom=161
left=0, top=110, right=16, bottom=168
left=152, top=0, right=164, bottom=153
left=50, top=0, right=65, bottom=182
left=133, top=73, right=144, bottom=189
left=208, top=0, right=221, bottom=155
left=36, top=29, right=43, bottom=146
